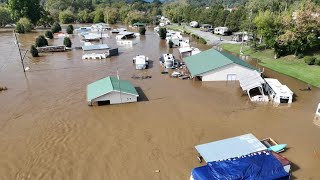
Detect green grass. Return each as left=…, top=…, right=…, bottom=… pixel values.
left=221, top=44, right=320, bottom=87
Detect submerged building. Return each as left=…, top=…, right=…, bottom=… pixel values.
left=185, top=49, right=258, bottom=81
left=87, top=76, right=139, bottom=106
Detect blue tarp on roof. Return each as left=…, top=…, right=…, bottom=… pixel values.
left=192, top=151, right=290, bottom=180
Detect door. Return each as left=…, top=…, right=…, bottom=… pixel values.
left=227, top=74, right=237, bottom=81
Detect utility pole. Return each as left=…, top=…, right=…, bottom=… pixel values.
left=14, top=30, right=26, bottom=73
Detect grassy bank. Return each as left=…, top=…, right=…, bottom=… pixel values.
left=167, top=25, right=207, bottom=44
left=221, top=44, right=320, bottom=87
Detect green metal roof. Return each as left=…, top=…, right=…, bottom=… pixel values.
left=184, top=49, right=258, bottom=76
left=87, top=76, right=139, bottom=102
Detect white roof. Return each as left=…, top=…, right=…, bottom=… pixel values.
left=179, top=47, right=193, bottom=53
left=264, top=78, right=293, bottom=95
left=135, top=55, right=147, bottom=65
left=195, top=133, right=267, bottom=163
left=118, top=31, right=134, bottom=36
left=238, top=71, right=264, bottom=91
left=163, top=54, right=174, bottom=62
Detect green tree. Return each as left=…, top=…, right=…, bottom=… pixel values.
left=0, top=6, right=12, bottom=27
left=59, top=10, right=75, bottom=24
left=45, top=31, right=53, bottom=39
left=168, top=40, right=173, bottom=48
left=8, top=0, right=41, bottom=24
left=15, top=23, right=24, bottom=33
left=37, top=9, right=54, bottom=28
left=51, top=22, right=61, bottom=33
left=35, top=35, right=48, bottom=47
left=17, top=18, right=32, bottom=32
left=159, top=27, right=166, bottom=39
left=93, top=8, right=104, bottom=23
left=78, top=10, right=90, bottom=23
left=30, top=45, right=38, bottom=57
left=254, top=10, right=282, bottom=48
left=63, top=37, right=72, bottom=47
left=66, top=25, right=73, bottom=34
left=104, top=7, right=118, bottom=24
left=139, top=26, right=146, bottom=35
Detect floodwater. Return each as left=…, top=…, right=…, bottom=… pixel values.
left=0, top=26, right=320, bottom=179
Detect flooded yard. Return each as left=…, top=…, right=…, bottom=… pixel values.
left=0, top=26, right=320, bottom=179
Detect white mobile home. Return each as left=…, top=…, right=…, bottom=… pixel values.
left=184, top=49, right=258, bottom=81
left=87, top=76, right=139, bottom=106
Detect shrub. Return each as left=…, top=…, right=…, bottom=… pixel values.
left=59, top=10, right=75, bottom=24
left=45, top=31, right=53, bottom=39
left=139, top=27, right=146, bottom=35
left=17, top=18, right=32, bottom=33
left=66, top=25, right=73, bottom=34
left=35, top=35, right=48, bottom=47
left=304, top=56, right=316, bottom=65
left=78, top=10, right=90, bottom=23
left=315, top=58, right=320, bottom=66
left=297, top=53, right=304, bottom=59
left=30, top=45, right=38, bottom=57
left=168, top=40, right=173, bottom=48
left=15, top=23, right=24, bottom=33
left=63, top=37, right=72, bottom=47
left=159, top=28, right=167, bottom=39
left=93, top=9, right=104, bottom=23
left=51, top=22, right=61, bottom=33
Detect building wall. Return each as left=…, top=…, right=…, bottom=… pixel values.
left=199, top=64, right=255, bottom=81
left=93, top=91, right=138, bottom=104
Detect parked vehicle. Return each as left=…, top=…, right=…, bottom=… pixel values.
left=214, top=27, right=231, bottom=35
left=189, top=21, right=199, bottom=28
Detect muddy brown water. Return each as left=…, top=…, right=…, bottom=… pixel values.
left=0, top=26, right=320, bottom=179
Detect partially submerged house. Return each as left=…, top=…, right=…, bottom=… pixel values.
left=184, top=49, right=258, bottom=81
left=82, top=44, right=118, bottom=59
left=116, top=31, right=136, bottom=40
left=87, top=76, right=139, bottom=106
left=191, top=133, right=291, bottom=180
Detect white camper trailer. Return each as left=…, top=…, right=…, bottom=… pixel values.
left=214, top=27, right=231, bottom=35
left=133, top=55, right=149, bottom=70
left=264, top=78, right=293, bottom=104
left=190, top=21, right=199, bottom=28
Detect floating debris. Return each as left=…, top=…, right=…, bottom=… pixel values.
left=155, top=170, right=160, bottom=173
left=0, top=86, right=7, bottom=91
left=131, top=75, right=152, bottom=80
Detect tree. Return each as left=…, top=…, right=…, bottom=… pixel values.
left=30, top=45, right=38, bottom=57
left=168, top=40, right=173, bottom=48
left=94, top=8, right=104, bottom=23
left=37, top=9, right=54, bottom=28
left=51, top=22, right=61, bottom=33
left=17, top=18, right=32, bottom=32
left=159, top=27, right=166, bottom=39
left=59, top=10, right=75, bottom=24
left=139, top=26, right=146, bottom=35
left=254, top=10, right=282, bottom=48
left=8, top=0, right=41, bottom=24
left=104, top=7, right=119, bottom=24
left=0, top=6, right=12, bottom=27
left=63, top=37, right=72, bottom=47
left=35, top=35, right=48, bottom=47
left=78, top=10, right=90, bottom=23
left=15, top=23, right=24, bottom=33
left=66, top=25, right=73, bottom=34
left=45, top=31, right=53, bottom=39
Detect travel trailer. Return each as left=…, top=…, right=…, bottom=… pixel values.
left=159, top=54, right=177, bottom=69
left=214, top=27, right=231, bottom=35
left=133, top=55, right=149, bottom=70
left=264, top=78, right=293, bottom=104
left=190, top=21, right=199, bottom=28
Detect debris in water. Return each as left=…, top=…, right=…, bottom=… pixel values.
left=131, top=75, right=152, bottom=80
left=0, top=86, right=7, bottom=91
left=155, top=170, right=160, bottom=173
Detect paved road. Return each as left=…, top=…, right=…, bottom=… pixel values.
left=170, top=24, right=240, bottom=46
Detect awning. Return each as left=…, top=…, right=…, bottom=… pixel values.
left=195, top=133, right=266, bottom=163
left=238, top=70, right=265, bottom=91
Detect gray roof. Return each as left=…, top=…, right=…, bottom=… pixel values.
left=82, top=44, right=109, bottom=51
left=195, top=133, right=267, bottom=163
left=238, top=71, right=265, bottom=91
